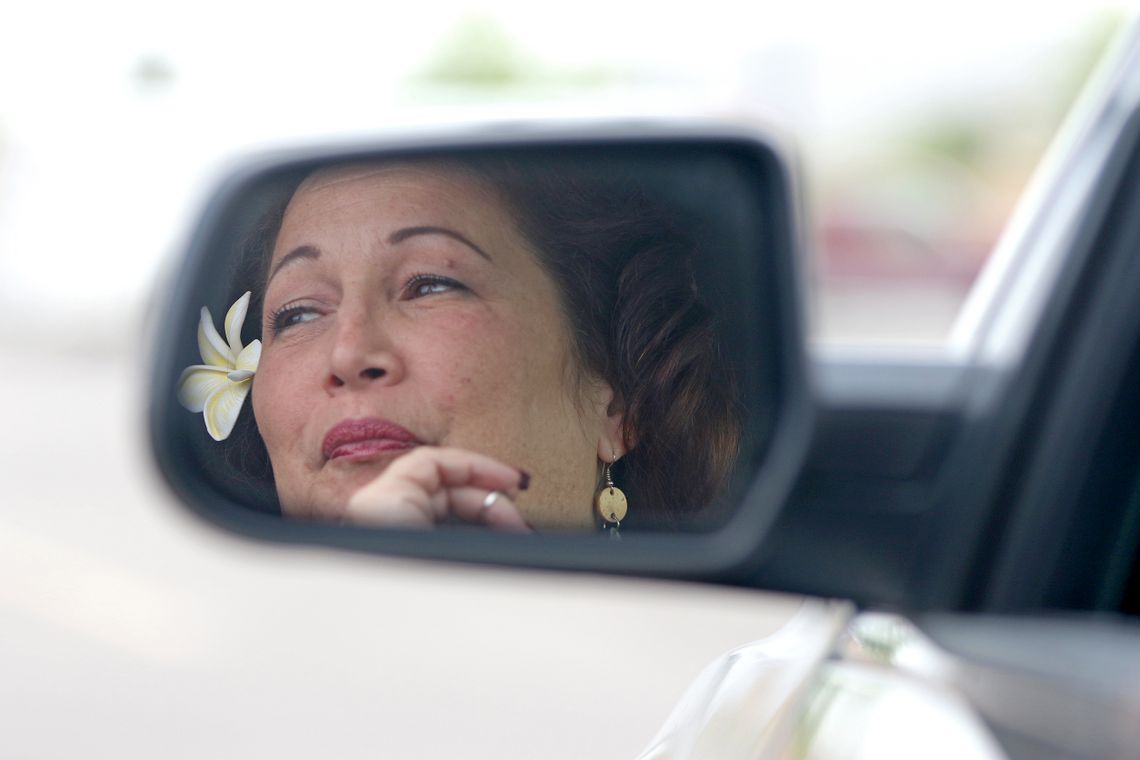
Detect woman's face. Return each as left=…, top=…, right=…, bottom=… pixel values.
left=252, top=163, right=619, bottom=529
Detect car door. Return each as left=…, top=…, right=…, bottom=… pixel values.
left=753, top=20, right=1140, bottom=759
left=755, top=15, right=1140, bottom=614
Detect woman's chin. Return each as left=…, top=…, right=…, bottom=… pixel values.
left=280, top=468, right=396, bottom=522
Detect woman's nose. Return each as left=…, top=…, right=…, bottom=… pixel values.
left=324, top=313, right=405, bottom=392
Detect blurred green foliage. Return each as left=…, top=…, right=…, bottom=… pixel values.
left=411, top=13, right=614, bottom=97
left=905, top=10, right=1126, bottom=174
left=416, top=14, right=529, bottom=89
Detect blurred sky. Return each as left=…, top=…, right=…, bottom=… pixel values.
left=1, top=0, right=1136, bottom=348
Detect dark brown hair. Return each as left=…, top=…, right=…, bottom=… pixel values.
left=224, top=155, right=740, bottom=528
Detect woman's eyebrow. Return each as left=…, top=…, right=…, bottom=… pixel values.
left=267, top=245, right=320, bottom=284
left=388, top=226, right=492, bottom=262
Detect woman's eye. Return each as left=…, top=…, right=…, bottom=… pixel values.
left=269, top=304, right=318, bottom=334
left=405, top=274, right=466, bottom=299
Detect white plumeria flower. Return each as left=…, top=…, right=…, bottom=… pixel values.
left=177, top=291, right=262, bottom=441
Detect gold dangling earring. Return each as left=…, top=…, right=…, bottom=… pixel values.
left=595, top=452, right=628, bottom=540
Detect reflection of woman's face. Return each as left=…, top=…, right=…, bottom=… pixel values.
left=252, top=164, right=614, bottom=529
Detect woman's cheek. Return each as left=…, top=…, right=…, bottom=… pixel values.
left=251, top=374, right=279, bottom=458
left=253, top=350, right=307, bottom=450
left=415, top=312, right=517, bottom=404
left=420, top=308, right=508, bottom=362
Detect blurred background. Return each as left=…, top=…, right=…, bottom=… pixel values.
left=0, top=0, right=1133, bottom=352
left=0, top=7, right=1136, bottom=755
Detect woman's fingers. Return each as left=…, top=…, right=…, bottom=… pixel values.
left=345, top=446, right=532, bottom=531
left=396, top=446, right=530, bottom=494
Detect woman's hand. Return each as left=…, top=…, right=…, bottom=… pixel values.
left=345, top=446, right=532, bottom=532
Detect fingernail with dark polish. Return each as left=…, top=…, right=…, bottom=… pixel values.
left=518, top=470, right=531, bottom=490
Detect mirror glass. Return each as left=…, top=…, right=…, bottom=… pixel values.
left=153, top=138, right=799, bottom=541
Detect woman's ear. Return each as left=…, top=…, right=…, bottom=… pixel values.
left=596, top=390, right=633, bottom=461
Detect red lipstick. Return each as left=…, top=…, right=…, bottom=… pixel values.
left=322, top=418, right=419, bottom=461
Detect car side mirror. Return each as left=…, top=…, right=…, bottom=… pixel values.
left=148, top=125, right=812, bottom=582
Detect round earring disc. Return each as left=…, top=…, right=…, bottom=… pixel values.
left=595, top=486, right=628, bottom=523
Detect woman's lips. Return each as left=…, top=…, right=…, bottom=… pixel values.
left=322, top=418, right=419, bottom=462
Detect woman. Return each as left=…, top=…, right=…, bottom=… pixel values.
left=182, top=155, right=739, bottom=532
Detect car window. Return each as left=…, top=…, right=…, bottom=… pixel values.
left=801, top=7, right=1128, bottom=350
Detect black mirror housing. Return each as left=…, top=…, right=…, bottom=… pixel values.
left=148, top=124, right=812, bottom=584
